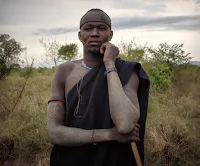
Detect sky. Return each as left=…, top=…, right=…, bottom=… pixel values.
left=0, top=0, right=200, bottom=67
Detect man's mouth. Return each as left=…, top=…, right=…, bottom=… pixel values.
left=89, top=41, right=101, bottom=46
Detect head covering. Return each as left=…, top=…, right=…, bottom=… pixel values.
left=80, top=9, right=111, bottom=28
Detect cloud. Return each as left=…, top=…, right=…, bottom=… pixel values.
left=33, top=27, right=78, bottom=36
left=111, top=0, right=167, bottom=13
left=33, top=14, right=200, bottom=36
left=112, top=15, right=200, bottom=31
left=1, top=0, right=199, bottom=27
left=191, top=0, right=200, bottom=4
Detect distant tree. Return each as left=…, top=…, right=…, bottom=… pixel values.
left=58, top=43, right=78, bottom=61
left=11, top=63, right=21, bottom=70
left=0, top=34, right=25, bottom=79
left=147, top=42, right=192, bottom=69
left=118, top=39, right=147, bottom=63
left=39, top=38, right=61, bottom=67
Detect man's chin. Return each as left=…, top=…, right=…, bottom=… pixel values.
left=89, top=47, right=101, bottom=54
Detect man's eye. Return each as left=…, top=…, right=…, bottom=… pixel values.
left=99, top=27, right=106, bottom=30
left=84, top=27, right=92, bottom=31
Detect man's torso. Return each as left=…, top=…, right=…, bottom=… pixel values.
left=62, top=60, right=89, bottom=96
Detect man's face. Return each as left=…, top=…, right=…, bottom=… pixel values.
left=79, top=22, right=113, bottom=53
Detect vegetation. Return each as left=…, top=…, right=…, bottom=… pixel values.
left=0, top=34, right=25, bottom=79
left=58, top=43, right=79, bottom=61
left=0, top=37, right=199, bottom=166
left=39, top=38, right=61, bottom=67
left=147, top=42, right=192, bottom=70
left=39, top=38, right=79, bottom=67
left=118, top=39, right=147, bottom=63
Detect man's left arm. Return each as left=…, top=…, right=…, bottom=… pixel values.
left=106, top=69, right=140, bottom=134
left=100, top=42, right=140, bottom=134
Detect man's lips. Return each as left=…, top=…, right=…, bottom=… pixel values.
left=89, top=41, right=101, bottom=46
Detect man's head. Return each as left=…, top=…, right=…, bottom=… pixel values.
left=80, top=9, right=111, bottom=28
left=78, top=9, right=113, bottom=54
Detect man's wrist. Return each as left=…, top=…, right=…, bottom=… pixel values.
left=104, top=61, right=115, bottom=69
left=94, top=129, right=113, bottom=142
left=104, top=67, right=117, bottom=76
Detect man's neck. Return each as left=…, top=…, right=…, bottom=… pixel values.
left=83, top=50, right=103, bottom=68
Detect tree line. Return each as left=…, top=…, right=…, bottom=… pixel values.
left=0, top=34, right=192, bottom=81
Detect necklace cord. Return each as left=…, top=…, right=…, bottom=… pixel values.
left=74, top=77, right=83, bottom=118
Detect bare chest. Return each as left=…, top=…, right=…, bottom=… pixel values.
left=65, top=67, right=89, bottom=95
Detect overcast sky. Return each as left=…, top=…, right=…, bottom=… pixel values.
left=0, top=0, right=200, bottom=67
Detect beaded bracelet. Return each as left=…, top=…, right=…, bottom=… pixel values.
left=104, top=67, right=117, bottom=76
left=91, top=130, right=97, bottom=146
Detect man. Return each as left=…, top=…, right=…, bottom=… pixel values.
left=47, top=9, right=150, bottom=166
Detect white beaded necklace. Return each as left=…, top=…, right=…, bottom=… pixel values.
left=82, top=61, right=92, bottom=70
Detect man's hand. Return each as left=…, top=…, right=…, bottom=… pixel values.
left=100, top=42, right=119, bottom=68
left=109, top=124, right=140, bottom=143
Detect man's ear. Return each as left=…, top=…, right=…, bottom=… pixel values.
left=109, top=30, right=113, bottom=41
left=78, top=31, right=81, bottom=41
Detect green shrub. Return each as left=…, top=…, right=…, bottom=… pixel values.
left=37, top=67, right=47, bottom=73
left=19, top=67, right=34, bottom=78
left=144, top=62, right=171, bottom=91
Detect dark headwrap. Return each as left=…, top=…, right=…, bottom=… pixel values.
left=80, top=9, right=111, bottom=28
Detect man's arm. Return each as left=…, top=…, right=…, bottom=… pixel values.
left=100, top=42, right=140, bottom=135
left=47, top=63, right=111, bottom=146
left=106, top=69, right=140, bottom=134
left=48, top=102, right=113, bottom=146
left=47, top=63, right=140, bottom=146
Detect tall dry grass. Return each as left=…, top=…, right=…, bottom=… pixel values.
left=0, top=66, right=200, bottom=166
left=0, top=69, right=53, bottom=165
left=145, top=65, right=200, bottom=166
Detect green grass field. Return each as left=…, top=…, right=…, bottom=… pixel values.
left=0, top=65, right=200, bottom=166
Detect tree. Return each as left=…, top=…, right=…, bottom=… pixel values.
left=147, top=42, right=192, bottom=69
left=118, top=39, right=147, bottom=63
left=0, top=34, right=25, bottom=79
left=39, top=38, right=61, bottom=67
left=58, top=43, right=78, bottom=61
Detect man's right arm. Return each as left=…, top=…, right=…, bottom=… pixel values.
left=47, top=63, right=111, bottom=146
left=48, top=101, right=113, bottom=146
left=47, top=63, right=140, bottom=146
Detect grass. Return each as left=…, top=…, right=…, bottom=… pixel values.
left=0, top=66, right=200, bottom=166
left=144, top=65, right=200, bottom=166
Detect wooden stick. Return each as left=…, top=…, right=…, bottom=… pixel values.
left=131, top=142, right=143, bottom=166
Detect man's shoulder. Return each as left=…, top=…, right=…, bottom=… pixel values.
left=117, top=58, right=138, bottom=67
left=121, top=58, right=138, bottom=65
left=56, top=60, right=82, bottom=74
left=117, top=58, right=138, bottom=73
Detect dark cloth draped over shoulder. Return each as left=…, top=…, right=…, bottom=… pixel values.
left=50, top=58, right=150, bottom=166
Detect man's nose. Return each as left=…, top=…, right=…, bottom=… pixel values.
left=91, top=28, right=99, bottom=37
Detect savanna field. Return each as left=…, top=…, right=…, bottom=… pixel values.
left=0, top=63, right=200, bottom=166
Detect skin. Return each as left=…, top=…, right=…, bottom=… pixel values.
left=47, top=10, right=140, bottom=146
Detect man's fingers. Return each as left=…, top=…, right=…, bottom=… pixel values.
left=131, top=130, right=139, bottom=138
left=135, top=124, right=140, bottom=129
left=132, top=136, right=140, bottom=142
left=133, top=126, right=139, bottom=133
left=135, top=127, right=139, bottom=133
left=134, top=131, right=139, bottom=137
left=100, top=44, right=106, bottom=54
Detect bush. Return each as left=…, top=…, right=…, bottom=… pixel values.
left=0, top=34, right=25, bottom=79
left=118, top=39, right=147, bottom=63
left=37, top=67, right=48, bottom=73
left=147, top=42, right=191, bottom=70
left=144, top=62, right=171, bottom=91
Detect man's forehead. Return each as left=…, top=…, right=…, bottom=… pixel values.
left=82, top=22, right=109, bottom=27
left=80, top=10, right=111, bottom=28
